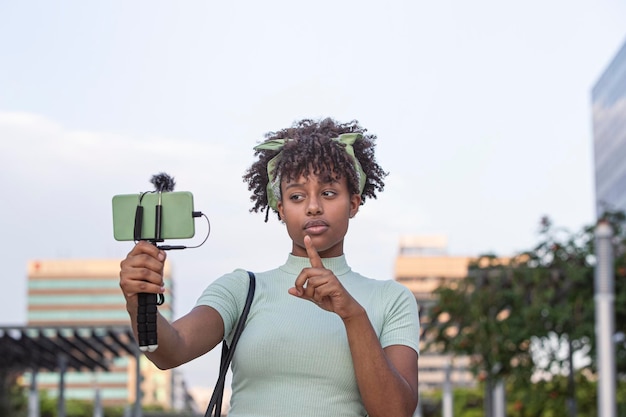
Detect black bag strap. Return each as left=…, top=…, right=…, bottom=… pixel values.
left=205, top=271, right=256, bottom=417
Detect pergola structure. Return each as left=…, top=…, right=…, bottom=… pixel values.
left=0, top=325, right=142, bottom=417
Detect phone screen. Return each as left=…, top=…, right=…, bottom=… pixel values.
left=112, top=191, right=195, bottom=241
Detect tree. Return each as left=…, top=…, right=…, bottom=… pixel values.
left=0, top=370, right=27, bottom=417
left=423, top=254, right=537, bottom=417
left=423, top=212, right=626, bottom=416
left=516, top=216, right=596, bottom=417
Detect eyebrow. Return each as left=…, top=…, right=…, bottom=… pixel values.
left=283, top=182, right=306, bottom=191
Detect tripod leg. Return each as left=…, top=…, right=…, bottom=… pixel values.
left=137, top=292, right=158, bottom=352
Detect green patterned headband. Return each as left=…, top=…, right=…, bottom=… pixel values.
left=254, top=132, right=367, bottom=211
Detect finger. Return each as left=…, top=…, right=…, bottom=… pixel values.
left=119, top=243, right=166, bottom=297
left=288, top=279, right=322, bottom=304
left=291, top=266, right=325, bottom=298
left=124, top=242, right=166, bottom=272
left=296, top=272, right=331, bottom=301
left=291, top=268, right=311, bottom=297
left=132, top=240, right=166, bottom=261
left=121, top=254, right=164, bottom=282
left=121, top=277, right=164, bottom=297
left=304, top=235, right=324, bottom=269
left=120, top=265, right=165, bottom=299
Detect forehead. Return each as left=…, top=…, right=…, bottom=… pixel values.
left=282, top=172, right=345, bottom=187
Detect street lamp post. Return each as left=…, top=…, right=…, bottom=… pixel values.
left=594, top=220, right=617, bottom=417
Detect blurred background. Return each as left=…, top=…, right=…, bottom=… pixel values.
left=1, top=1, right=625, bottom=416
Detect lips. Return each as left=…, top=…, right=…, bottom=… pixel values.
left=303, top=220, right=329, bottom=234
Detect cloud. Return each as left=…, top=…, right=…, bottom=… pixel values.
left=0, top=110, right=288, bottom=305
left=0, top=111, right=246, bottom=196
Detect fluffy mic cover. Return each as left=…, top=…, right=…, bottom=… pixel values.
left=150, top=173, right=176, bottom=192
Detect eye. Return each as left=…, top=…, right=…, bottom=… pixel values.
left=322, top=190, right=338, bottom=198
left=289, top=193, right=305, bottom=202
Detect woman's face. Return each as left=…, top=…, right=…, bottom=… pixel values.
left=277, top=173, right=361, bottom=258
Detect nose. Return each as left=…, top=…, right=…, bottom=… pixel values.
left=306, top=195, right=323, bottom=215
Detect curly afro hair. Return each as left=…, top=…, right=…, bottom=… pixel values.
left=243, top=118, right=388, bottom=222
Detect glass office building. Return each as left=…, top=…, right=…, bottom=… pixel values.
left=592, top=38, right=626, bottom=218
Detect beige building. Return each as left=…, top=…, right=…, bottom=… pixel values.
left=26, top=259, right=176, bottom=409
left=395, top=235, right=476, bottom=391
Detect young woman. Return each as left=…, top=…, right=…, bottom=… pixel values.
left=119, top=118, right=420, bottom=417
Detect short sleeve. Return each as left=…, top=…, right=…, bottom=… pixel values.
left=379, top=281, right=420, bottom=355
left=195, top=269, right=251, bottom=339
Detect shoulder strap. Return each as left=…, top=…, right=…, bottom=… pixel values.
left=205, top=271, right=256, bottom=417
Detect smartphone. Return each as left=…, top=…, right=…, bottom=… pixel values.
left=112, top=191, right=195, bottom=241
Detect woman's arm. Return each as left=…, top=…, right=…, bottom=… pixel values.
left=343, top=310, right=418, bottom=417
left=120, top=241, right=225, bottom=369
left=130, top=306, right=224, bottom=370
left=290, top=236, right=419, bottom=417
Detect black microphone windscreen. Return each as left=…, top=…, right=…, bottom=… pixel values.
left=150, top=173, right=176, bottom=192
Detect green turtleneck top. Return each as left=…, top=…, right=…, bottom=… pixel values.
left=195, top=254, right=420, bottom=417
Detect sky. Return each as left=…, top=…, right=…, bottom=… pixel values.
left=1, top=0, right=626, bottom=392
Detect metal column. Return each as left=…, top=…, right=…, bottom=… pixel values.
left=28, top=369, right=39, bottom=417
left=594, top=221, right=617, bottom=417
left=58, top=354, right=68, bottom=417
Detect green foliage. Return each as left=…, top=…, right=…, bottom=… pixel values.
left=602, top=210, right=626, bottom=377
left=39, top=391, right=56, bottom=417
left=9, top=383, right=27, bottom=416
left=3, top=379, right=166, bottom=417
left=0, top=371, right=27, bottom=417
left=65, top=399, right=94, bottom=417
left=424, top=212, right=626, bottom=378
left=452, top=387, right=484, bottom=417
left=425, top=254, right=539, bottom=380
left=422, top=210, right=626, bottom=415
left=517, top=216, right=596, bottom=379
left=420, top=386, right=484, bottom=417
left=420, top=377, right=626, bottom=417
left=103, top=406, right=128, bottom=417
left=507, top=373, right=597, bottom=417
left=37, top=390, right=135, bottom=417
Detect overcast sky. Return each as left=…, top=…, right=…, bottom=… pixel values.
left=1, top=0, right=626, bottom=391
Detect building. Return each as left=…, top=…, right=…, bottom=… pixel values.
left=394, top=236, right=476, bottom=391
left=26, top=259, right=177, bottom=409
left=592, top=37, right=626, bottom=218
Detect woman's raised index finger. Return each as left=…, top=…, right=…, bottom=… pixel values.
left=304, top=235, right=324, bottom=268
